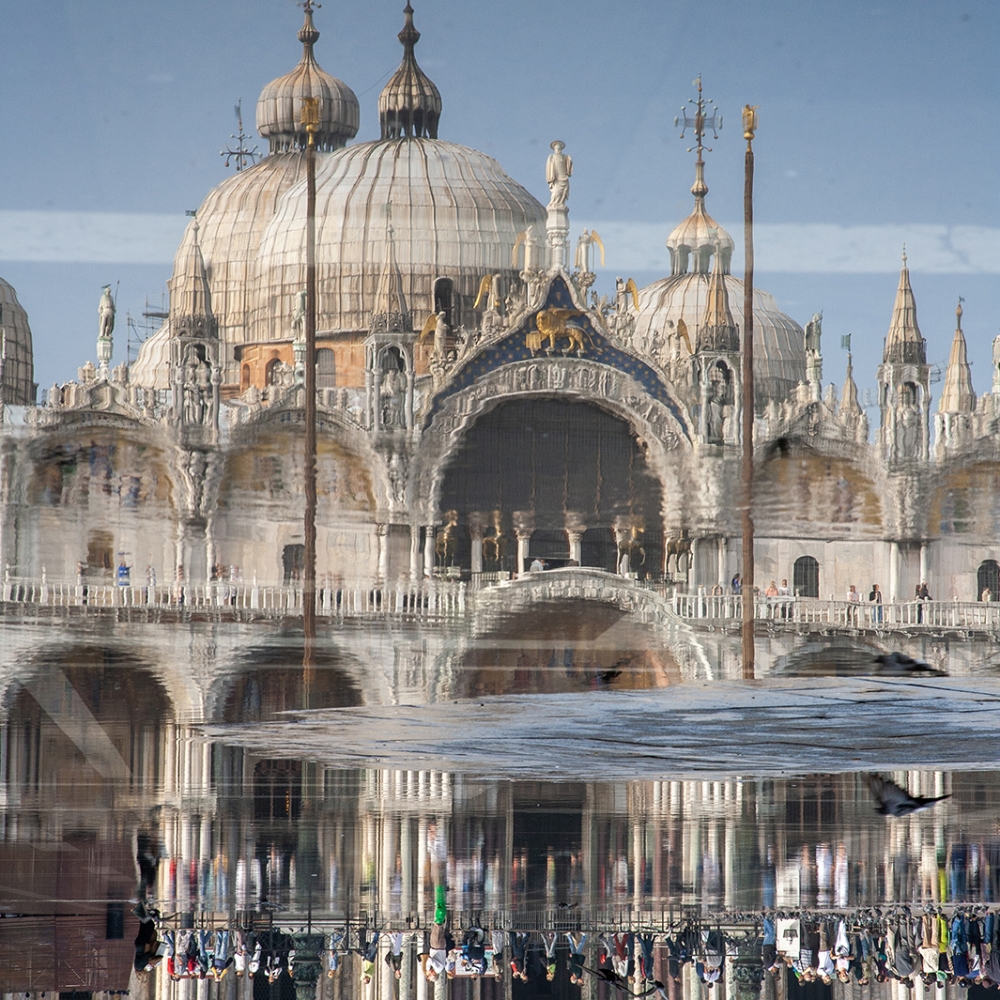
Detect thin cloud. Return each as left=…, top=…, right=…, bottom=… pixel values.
left=1, top=210, right=997, bottom=274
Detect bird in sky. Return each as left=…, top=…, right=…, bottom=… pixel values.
left=864, top=773, right=949, bottom=817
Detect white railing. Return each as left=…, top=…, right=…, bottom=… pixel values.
left=0, top=578, right=468, bottom=619
left=671, top=593, right=1000, bottom=630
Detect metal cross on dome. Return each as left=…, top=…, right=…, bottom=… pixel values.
left=299, top=0, right=321, bottom=11
left=675, top=76, right=722, bottom=159
left=221, top=99, right=260, bottom=172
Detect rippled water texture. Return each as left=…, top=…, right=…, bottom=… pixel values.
left=2, top=604, right=1000, bottom=997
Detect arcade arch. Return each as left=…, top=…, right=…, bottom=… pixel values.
left=437, top=397, right=668, bottom=578
left=411, top=359, right=694, bottom=560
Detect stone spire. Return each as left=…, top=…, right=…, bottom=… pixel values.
left=369, top=211, right=409, bottom=334
left=882, top=249, right=926, bottom=365
left=697, top=238, right=739, bottom=352
left=838, top=352, right=868, bottom=441
left=840, top=352, right=862, bottom=419
left=379, top=5, right=442, bottom=140
left=168, top=221, right=217, bottom=339
left=938, top=300, right=976, bottom=414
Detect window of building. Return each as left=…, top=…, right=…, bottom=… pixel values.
left=793, top=555, right=820, bottom=598
left=316, top=348, right=336, bottom=388
left=282, top=543, right=304, bottom=584
left=433, top=277, right=454, bottom=327
left=978, top=560, right=1000, bottom=601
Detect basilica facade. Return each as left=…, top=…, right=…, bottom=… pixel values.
left=2, top=3, right=999, bottom=604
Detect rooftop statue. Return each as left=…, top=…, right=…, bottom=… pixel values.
left=545, top=140, right=572, bottom=209
left=98, top=286, right=115, bottom=340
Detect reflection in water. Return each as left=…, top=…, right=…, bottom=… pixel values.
left=1, top=620, right=999, bottom=996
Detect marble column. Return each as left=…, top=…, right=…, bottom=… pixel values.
left=409, top=525, right=421, bottom=581
left=404, top=369, right=414, bottom=430
left=364, top=368, right=374, bottom=429
left=717, top=536, right=727, bottom=590
left=376, top=523, right=389, bottom=583
left=423, top=525, right=435, bottom=578
left=470, top=525, right=484, bottom=576
left=373, top=371, right=384, bottom=431
left=567, top=530, right=582, bottom=565
left=516, top=532, right=531, bottom=578
left=889, top=540, right=899, bottom=602
left=690, top=537, right=699, bottom=590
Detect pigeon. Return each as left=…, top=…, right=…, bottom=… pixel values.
left=864, top=773, right=949, bottom=816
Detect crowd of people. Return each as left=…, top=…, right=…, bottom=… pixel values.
left=132, top=907, right=1000, bottom=992
left=762, top=906, right=1000, bottom=989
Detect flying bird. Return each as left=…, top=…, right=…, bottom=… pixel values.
left=864, top=773, right=949, bottom=817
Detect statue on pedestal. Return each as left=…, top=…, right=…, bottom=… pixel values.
left=545, top=140, right=572, bottom=208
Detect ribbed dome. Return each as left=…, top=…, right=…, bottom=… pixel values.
left=256, top=5, right=359, bottom=154
left=0, top=277, right=35, bottom=404
left=379, top=4, right=442, bottom=140
left=249, top=137, right=547, bottom=341
left=635, top=273, right=806, bottom=405
left=178, top=153, right=308, bottom=357
left=130, top=322, right=171, bottom=391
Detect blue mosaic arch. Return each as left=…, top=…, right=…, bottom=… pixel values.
left=423, top=276, right=691, bottom=441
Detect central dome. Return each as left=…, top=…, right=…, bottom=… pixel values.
left=249, top=137, right=546, bottom=340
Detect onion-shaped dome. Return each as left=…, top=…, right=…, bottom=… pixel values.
left=256, top=4, right=359, bottom=153
left=0, top=276, right=35, bottom=404
left=130, top=322, right=171, bottom=391
left=666, top=159, right=734, bottom=275
left=379, top=4, right=442, bottom=140
left=249, top=138, right=547, bottom=341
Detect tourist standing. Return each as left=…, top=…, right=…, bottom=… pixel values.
left=868, top=583, right=883, bottom=624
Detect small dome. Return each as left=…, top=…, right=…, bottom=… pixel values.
left=249, top=138, right=547, bottom=340
left=0, top=276, right=35, bottom=404
left=635, top=273, right=806, bottom=405
left=379, top=5, right=442, bottom=140
left=666, top=161, right=734, bottom=275
left=256, top=4, right=359, bottom=153
left=130, top=321, right=171, bottom=391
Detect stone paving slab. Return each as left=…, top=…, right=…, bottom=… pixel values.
left=203, top=676, right=1000, bottom=780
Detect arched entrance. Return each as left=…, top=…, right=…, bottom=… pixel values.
left=438, top=398, right=665, bottom=578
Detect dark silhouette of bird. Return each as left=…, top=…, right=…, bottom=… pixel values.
left=864, top=773, right=949, bottom=816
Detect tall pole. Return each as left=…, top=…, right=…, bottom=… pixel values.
left=741, top=105, right=758, bottom=680
left=302, top=97, right=319, bottom=671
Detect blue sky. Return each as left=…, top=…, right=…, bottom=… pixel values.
left=1, top=0, right=997, bottom=400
